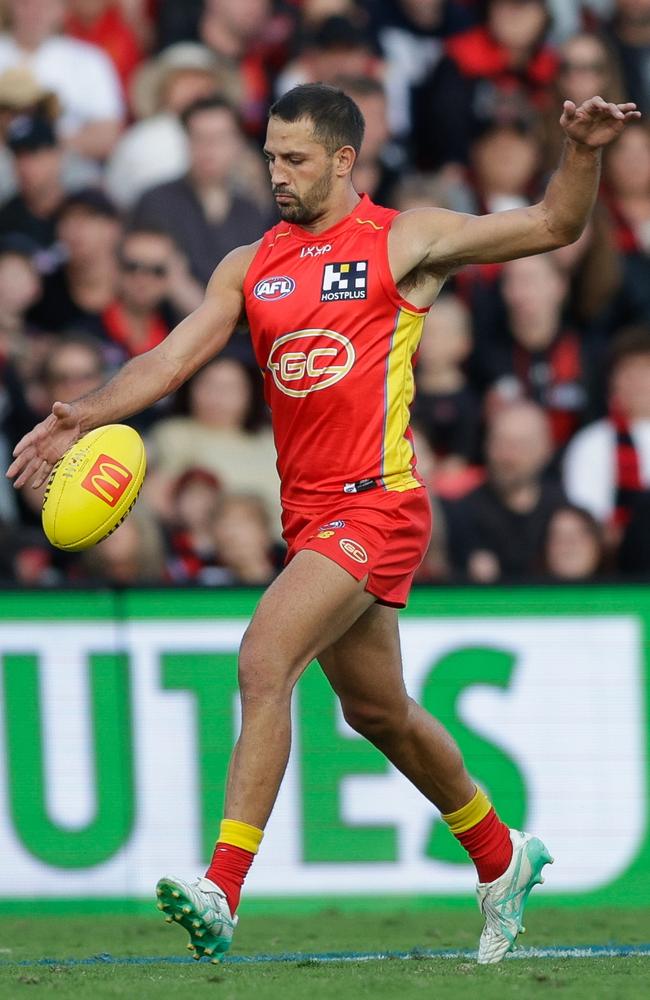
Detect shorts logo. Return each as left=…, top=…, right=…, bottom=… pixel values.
left=267, top=329, right=355, bottom=398
left=316, top=530, right=335, bottom=539
left=321, top=261, right=367, bottom=302
left=320, top=520, right=346, bottom=530
left=254, top=275, right=295, bottom=301
left=81, top=454, right=133, bottom=507
left=339, top=538, right=368, bottom=564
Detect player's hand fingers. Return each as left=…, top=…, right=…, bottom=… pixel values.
left=617, top=103, right=638, bottom=112
left=6, top=447, right=32, bottom=479
left=605, top=102, right=625, bottom=120
left=32, top=460, right=53, bottom=489
left=562, top=100, right=577, bottom=118
left=12, top=453, right=46, bottom=490
left=52, top=400, right=74, bottom=421
left=624, top=110, right=643, bottom=120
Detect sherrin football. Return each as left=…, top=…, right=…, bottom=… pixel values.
left=42, top=424, right=146, bottom=551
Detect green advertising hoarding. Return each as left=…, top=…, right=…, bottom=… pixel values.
left=0, top=585, right=648, bottom=913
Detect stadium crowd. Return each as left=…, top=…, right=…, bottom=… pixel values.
left=1, top=0, right=650, bottom=587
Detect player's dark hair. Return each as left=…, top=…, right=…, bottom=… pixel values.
left=269, top=83, right=365, bottom=155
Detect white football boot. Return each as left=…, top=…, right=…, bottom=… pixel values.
left=156, top=875, right=237, bottom=962
left=476, top=829, right=553, bottom=964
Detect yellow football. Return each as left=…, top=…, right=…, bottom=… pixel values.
left=42, top=424, right=146, bottom=551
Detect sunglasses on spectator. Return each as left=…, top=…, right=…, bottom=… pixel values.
left=559, top=60, right=607, bottom=75
left=120, top=258, right=168, bottom=277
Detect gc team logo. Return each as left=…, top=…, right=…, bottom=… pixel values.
left=254, top=275, right=295, bottom=301
left=81, top=454, right=133, bottom=507
left=267, top=329, right=355, bottom=398
left=339, top=538, right=368, bottom=564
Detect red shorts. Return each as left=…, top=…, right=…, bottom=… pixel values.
left=282, top=487, right=432, bottom=608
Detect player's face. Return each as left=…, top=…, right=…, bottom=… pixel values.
left=264, top=116, right=337, bottom=225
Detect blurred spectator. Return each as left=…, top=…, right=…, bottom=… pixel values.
left=104, top=227, right=200, bottom=365
left=106, top=42, right=242, bottom=209
left=200, top=0, right=293, bottom=138
left=155, top=0, right=204, bottom=51
left=445, top=401, right=566, bottom=581
left=130, top=95, right=266, bottom=287
left=412, top=293, right=481, bottom=468
left=480, top=254, right=591, bottom=447
left=65, top=1, right=143, bottom=95
left=541, top=30, right=626, bottom=171
left=276, top=15, right=382, bottom=98
left=165, top=467, right=223, bottom=583
left=80, top=506, right=166, bottom=584
left=416, top=0, right=557, bottom=168
left=0, top=0, right=124, bottom=160
left=602, top=122, right=650, bottom=326
left=335, top=75, right=404, bottom=204
left=0, top=66, right=102, bottom=204
left=32, top=332, right=106, bottom=416
left=540, top=504, right=606, bottom=580
left=211, top=493, right=279, bottom=585
left=607, top=0, right=650, bottom=115
left=373, top=0, right=474, bottom=154
left=0, top=114, right=65, bottom=258
left=470, top=122, right=541, bottom=212
left=29, top=187, right=121, bottom=336
left=0, top=239, right=39, bottom=524
left=390, top=168, right=474, bottom=214
left=552, top=210, right=622, bottom=333
left=563, top=325, right=650, bottom=528
left=145, top=356, right=282, bottom=535
left=0, top=233, right=43, bottom=348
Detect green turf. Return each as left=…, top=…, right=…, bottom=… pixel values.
left=0, top=907, right=648, bottom=999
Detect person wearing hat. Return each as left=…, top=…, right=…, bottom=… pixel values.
left=28, top=187, right=122, bottom=337
left=0, top=0, right=124, bottom=161
left=0, top=114, right=66, bottom=255
left=106, top=42, right=242, bottom=210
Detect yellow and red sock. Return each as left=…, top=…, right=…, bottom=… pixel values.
left=442, top=787, right=513, bottom=884
left=205, top=819, right=263, bottom=915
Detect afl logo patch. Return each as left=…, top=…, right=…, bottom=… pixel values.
left=339, top=538, right=368, bottom=564
left=254, top=275, right=295, bottom=301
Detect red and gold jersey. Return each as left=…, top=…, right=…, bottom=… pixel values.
left=243, top=194, right=428, bottom=511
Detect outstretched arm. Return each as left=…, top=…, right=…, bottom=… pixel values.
left=6, top=242, right=257, bottom=489
left=393, top=97, right=641, bottom=276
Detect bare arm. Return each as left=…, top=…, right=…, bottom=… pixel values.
left=392, top=97, right=641, bottom=277
left=6, top=243, right=258, bottom=489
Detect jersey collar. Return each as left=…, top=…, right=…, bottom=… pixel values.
left=284, top=193, right=372, bottom=243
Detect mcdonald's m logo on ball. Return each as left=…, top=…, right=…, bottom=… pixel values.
left=81, top=454, right=133, bottom=507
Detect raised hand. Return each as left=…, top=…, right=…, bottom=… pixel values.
left=561, top=96, right=641, bottom=148
left=6, top=402, right=82, bottom=490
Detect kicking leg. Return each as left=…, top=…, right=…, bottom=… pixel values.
left=157, top=550, right=375, bottom=959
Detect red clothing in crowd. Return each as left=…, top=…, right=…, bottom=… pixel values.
left=65, top=4, right=143, bottom=92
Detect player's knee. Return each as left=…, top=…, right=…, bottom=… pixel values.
left=341, top=698, right=409, bottom=742
left=237, top=628, right=299, bottom=703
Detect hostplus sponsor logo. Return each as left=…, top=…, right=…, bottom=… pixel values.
left=321, top=261, right=368, bottom=301
left=253, top=275, right=295, bottom=301
left=300, top=243, right=332, bottom=258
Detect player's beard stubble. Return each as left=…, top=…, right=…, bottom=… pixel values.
left=273, top=163, right=335, bottom=225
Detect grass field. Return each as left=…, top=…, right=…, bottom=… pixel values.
left=1, top=906, right=649, bottom=999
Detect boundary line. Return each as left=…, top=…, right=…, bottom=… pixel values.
left=2, top=945, right=650, bottom=967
